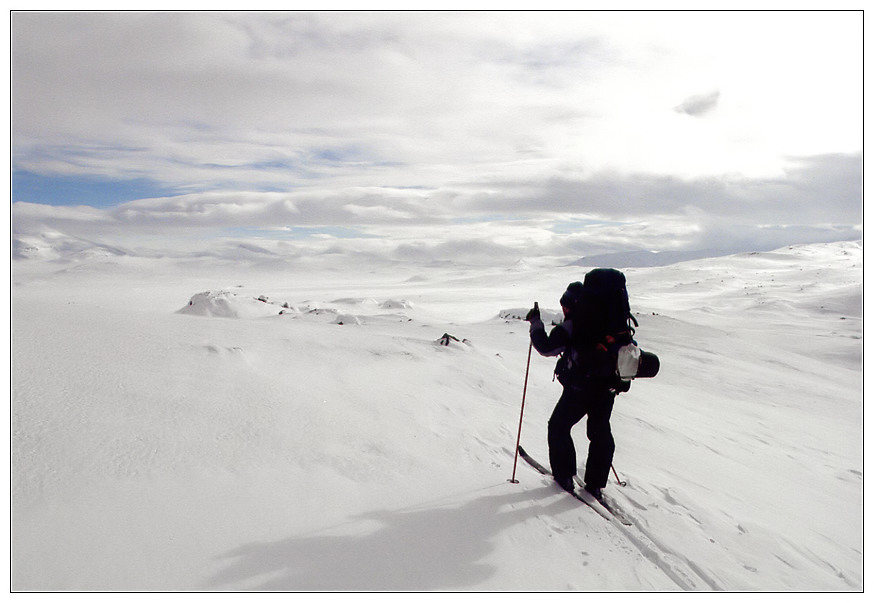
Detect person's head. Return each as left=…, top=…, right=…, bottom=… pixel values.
left=560, top=281, right=585, bottom=318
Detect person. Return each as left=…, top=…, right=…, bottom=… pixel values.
left=524, top=282, right=623, bottom=499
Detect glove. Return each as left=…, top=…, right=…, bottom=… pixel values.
left=525, top=302, right=540, bottom=322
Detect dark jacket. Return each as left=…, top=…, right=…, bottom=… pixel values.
left=529, top=316, right=619, bottom=389
left=528, top=316, right=571, bottom=358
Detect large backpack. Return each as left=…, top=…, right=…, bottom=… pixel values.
left=555, top=268, right=658, bottom=390
left=580, top=268, right=638, bottom=344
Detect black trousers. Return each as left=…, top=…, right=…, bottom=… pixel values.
left=547, top=383, right=616, bottom=488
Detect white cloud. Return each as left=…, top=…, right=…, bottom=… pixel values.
left=14, top=11, right=862, bottom=185
left=11, top=11, right=863, bottom=264
left=343, top=204, right=413, bottom=221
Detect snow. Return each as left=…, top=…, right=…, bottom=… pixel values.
left=11, top=240, right=863, bottom=591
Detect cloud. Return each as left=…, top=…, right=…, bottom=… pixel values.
left=110, top=192, right=302, bottom=228
left=459, top=153, right=861, bottom=225
left=11, top=201, right=107, bottom=223
left=13, top=11, right=862, bottom=192
left=12, top=150, right=861, bottom=266
left=10, top=12, right=863, bottom=266
left=675, top=90, right=720, bottom=117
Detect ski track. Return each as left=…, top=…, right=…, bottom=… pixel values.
left=522, top=455, right=717, bottom=591
left=609, top=498, right=722, bottom=591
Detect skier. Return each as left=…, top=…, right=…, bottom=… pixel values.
left=524, top=282, right=621, bottom=500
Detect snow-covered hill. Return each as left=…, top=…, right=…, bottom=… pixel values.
left=11, top=241, right=862, bottom=591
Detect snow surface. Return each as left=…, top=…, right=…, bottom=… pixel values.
left=11, top=241, right=863, bottom=591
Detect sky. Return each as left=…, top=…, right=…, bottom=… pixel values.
left=10, top=10, right=864, bottom=265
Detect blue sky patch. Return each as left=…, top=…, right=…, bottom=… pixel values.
left=12, top=171, right=178, bottom=208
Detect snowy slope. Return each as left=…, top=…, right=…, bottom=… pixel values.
left=11, top=241, right=862, bottom=591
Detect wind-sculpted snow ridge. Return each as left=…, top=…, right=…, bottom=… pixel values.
left=177, top=290, right=283, bottom=319
left=178, top=290, right=419, bottom=326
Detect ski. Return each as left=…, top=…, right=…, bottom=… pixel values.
left=516, top=444, right=550, bottom=475
left=573, top=475, right=634, bottom=526
left=517, top=445, right=623, bottom=523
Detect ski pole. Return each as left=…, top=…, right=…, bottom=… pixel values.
left=509, top=338, right=534, bottom=484
left=611, top=464, right=627, bottom=487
